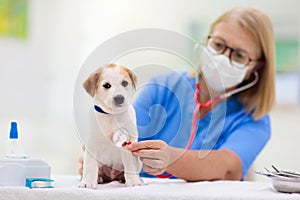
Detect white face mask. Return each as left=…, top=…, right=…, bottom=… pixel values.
left=200, top=47, right=249, bottom=92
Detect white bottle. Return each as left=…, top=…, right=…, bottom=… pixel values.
left=6, top=122, right=27, bottom=159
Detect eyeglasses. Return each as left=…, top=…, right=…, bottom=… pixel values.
left=206, top=36, right=260, bottom=69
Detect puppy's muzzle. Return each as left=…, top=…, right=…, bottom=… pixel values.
left=113, top=95, right=125, bottom=105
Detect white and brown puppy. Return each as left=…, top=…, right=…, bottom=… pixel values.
left=79, top=63, right=142, bottom=188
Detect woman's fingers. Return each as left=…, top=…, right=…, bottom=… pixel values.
left=140, top=157, right=166, bottom=169
left=128, top=140, right=166, bottom=151
left=133, top=149, right=169, bottom=161
left=133, top=149, right=160, bottom=159
left=142, top=162, right=166, bottom=175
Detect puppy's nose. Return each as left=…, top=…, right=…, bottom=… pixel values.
left=113, top=95, right=124, bottom=105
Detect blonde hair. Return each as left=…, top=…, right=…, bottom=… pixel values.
left=209, top=7, right=276, bottom=120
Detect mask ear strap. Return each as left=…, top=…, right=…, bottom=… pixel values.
left=221, top=71, right=259, bottom=99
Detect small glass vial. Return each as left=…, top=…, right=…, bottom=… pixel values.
left=6, top=122, right=27, bottom=159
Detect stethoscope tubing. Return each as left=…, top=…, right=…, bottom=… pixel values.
left=156, top=71, right=259, bottom=178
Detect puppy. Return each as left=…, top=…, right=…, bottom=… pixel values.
left=79, top=63, right=142, bottom=188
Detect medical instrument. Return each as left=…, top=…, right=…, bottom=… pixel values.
left=156, top=72, right=259, bottom=178
left=6, top=121, right=27, bottom=158
left=255, top=165, right=300, bottom=193
left=256, top=165, right=300, bottom=179
left=113, top=128, right=132, bottom=148
left=187, top=71, right=259, bottom=150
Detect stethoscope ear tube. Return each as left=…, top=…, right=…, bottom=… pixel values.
left=220, top=71, right=259, bottom=99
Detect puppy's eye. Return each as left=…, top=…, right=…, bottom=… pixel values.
left=121, top=80, right=128, bottom=87
left=103, top=83, right=111, bottom=89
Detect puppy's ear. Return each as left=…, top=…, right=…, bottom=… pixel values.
left=83, top=67, right=103, bottom=97
left=127, top=70, right=138, bottom=90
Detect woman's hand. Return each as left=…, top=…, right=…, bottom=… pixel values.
left=127, top=140, right=183, bottom=176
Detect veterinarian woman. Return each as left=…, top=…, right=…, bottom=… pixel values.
left=127, top=6, right=275, bottom=181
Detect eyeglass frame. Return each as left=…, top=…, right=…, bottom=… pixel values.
left=206, top=35, right=263, bottom=69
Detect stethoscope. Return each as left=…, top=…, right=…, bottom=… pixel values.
left=156, top=71, right=259, bottom=178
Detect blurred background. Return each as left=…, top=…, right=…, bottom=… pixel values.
left=0, top=0, right=299, bottom=181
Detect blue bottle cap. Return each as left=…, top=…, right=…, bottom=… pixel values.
left=10, top=121, right=18, bottom=139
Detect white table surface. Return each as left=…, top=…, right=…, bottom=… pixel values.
left=0, top=175, right=300, bottom=200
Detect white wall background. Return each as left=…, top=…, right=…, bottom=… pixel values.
left=0, top=0, right=300, bottom=180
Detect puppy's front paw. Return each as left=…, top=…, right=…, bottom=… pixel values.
left=79, top=179, right=97, bottom=189
left=125, top=175, right=143, bottom=187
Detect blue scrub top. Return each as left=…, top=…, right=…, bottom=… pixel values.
left=134, top=71, right=271, bottom=179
